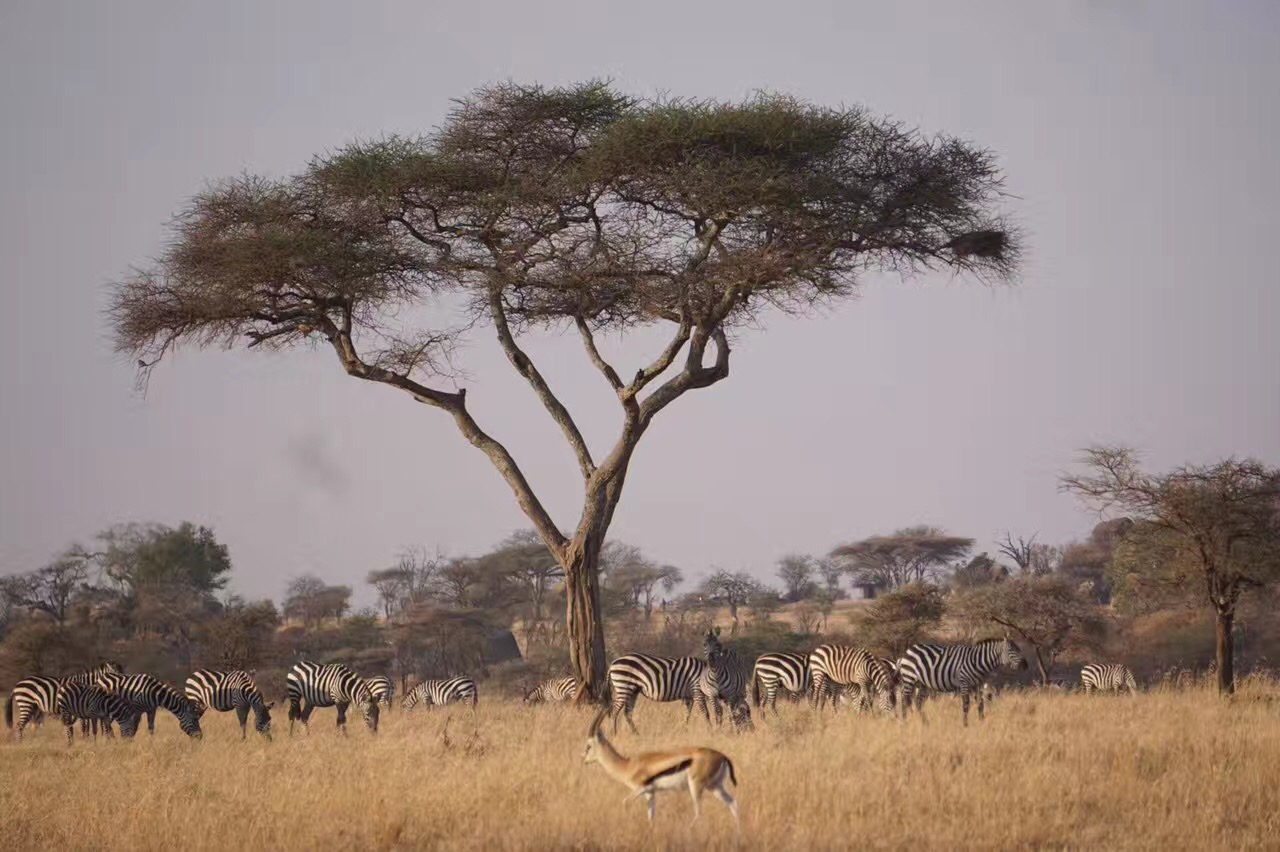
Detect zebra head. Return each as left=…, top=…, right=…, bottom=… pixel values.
left=253, top=699, right=274, bottom=740
left=117, top=709, right=143, bottom=739
left=522, top=684, right=540, bottom=704
left=1001, top=638, right=1028, bottom=671
left=357, top=690, right=379, bottom=733
left=702, top=627, right=724, bottom=661
left=178, top=701, right=203, bottom=739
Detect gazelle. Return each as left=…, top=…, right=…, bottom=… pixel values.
left=582, top=707, right=740, bottom=829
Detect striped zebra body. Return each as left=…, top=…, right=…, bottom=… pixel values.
left=750, top=653, right=810, bottom=717
left=699, top=629, right=752, bottom=730
left=898, top=638, right=1027, bottom=725
left=523, top=676, right=579, bottom=704
left=98, top=671, right=203, bottom=738
left=808, top=644, right=898, bottom=715
left=606, top=653, right=709, bottom=735
left=54, top=682, right=142, bottom=745
left=1081, top=663, right=1138, bottom=695
left=401, top=677, right=478, bottom=711
left=185, top=670, right=274, bottom=740
left=5, top=662, right=125, bottom=740
left=286, top=662, right=379, bottom=735
left=366, top=675, right=395, bottom=710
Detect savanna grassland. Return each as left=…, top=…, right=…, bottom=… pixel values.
left=3, top=685, right=1280, bottom=851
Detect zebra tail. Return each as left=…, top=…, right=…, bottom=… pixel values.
left=4, top=695, right=12, bottom=729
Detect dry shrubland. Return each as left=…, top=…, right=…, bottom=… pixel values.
left=3, top=683, right=1280, bottom=851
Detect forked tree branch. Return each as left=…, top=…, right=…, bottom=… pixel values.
left=316, top=313, right=568, bottom=553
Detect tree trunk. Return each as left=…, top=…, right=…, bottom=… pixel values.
left=563, top=537, right=608, bottom=701
left=1032, top=646, right=1050, bottom=686
left=1215, top=608, right=1235, bottom=696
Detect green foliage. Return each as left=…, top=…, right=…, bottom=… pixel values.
left=100, top=522, right=231, bottom=598
left=853, top=582, right=946, bottom=657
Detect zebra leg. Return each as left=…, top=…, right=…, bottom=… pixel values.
left=977, top=686, right=986, bottom=722
left=623, top=696, right=640, bottom=735
left=961, top=690, right=971, bottom=727
left=236, top=705, right=250, bottom=740
left=336, top=701, right=349, bottom=735
left=147, top=709, right=157, bottom=735
left=299, top=703, right=315, bottom=736
left=64, top=716, right=75, bottom=747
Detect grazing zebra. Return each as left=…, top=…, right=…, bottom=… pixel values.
left=808, top=644, right=898, bottom=715
left=5, top=662, right=126, bottom=740
left=54, top=682, right=142, bottom=745
left=898, top=638, right=1027, bottom=726
left=185, top=670, right=274, bottom=740
left=523, top=676, right=580, bottom=704
left=750, top=653, right=810, bottom=718
left=606, top=653, right=710, bottom=735
left=698, top=629, right=752, bottom=729
left=366, top=675, right=395, bottom=711
left=286, top=661, right=379, bottom=735
left=1081, top=663, right=1139, bottom=695
left=97, top=671, right=203, bottom=738
left=401, top=677, right=478, bottom=711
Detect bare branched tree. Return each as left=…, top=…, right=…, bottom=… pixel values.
left=1061, top=447, right=1280, bottom=695
left=107, top=82, right=1018, bottom=697
left=996, top=532, right=1061, bottom=576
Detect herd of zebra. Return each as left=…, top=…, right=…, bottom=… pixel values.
left=4, top=633, right=1140, bottom=744
left=3, top=660, right=480, bottom=743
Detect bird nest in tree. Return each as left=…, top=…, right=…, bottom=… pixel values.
left=943, top=230, right=1007, bottom=260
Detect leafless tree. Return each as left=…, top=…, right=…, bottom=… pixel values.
left=996, top=532, right=1061, bottom=576
left=107, top=82, right=1018, bottom=697
left=776, top=554, right=817, bottom=602
left=0, top=554, right=89, bottom=625
left=1061, top=447, right=1280, bottom=695
left=699, top=570, right=761, bottom=634
left=831, top=526, right=975, bottom=589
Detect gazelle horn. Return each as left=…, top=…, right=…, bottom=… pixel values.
left=589, top=706, right=608, bottom=737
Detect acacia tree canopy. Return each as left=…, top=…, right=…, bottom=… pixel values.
left=108, top=81, right=1018, bottom=697
left=831, top=525, right=975, bottom=589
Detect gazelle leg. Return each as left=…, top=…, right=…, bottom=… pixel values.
left=713, top=784, right=740, bottom=833
left=687, top=777, right=703, bottom=826
left=646, top=792, right=656, bottom=823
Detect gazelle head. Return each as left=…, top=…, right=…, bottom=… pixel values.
left=583, top=707, right=609, bottom=764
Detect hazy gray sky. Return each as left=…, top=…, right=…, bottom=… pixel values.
left=2, top=1, right=1277, bottom=607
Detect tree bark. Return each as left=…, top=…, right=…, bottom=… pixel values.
left=563, top=535, right=608, bottom=701
left=1215, top=607, right=1235, bottom=696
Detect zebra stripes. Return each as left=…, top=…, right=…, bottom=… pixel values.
left=605, top=653, right=709, bottom=735
left=750, top=653, right=810, bottom=717
left=366, top=675, right=395, bottom=710
left=898, top=638, right=1027, bottom=725
left=808, top=644, right=897, bottom=715
left=5, top=662, right=126, bottom=740
left=1081, top=663, right=1138, bottom=695
left=698, top=629, right=752, bottom=730
left=286, top=661, right=379, bottom=735
left=401, top=677, right=478, bottom=711
left=185, top=670, right=274, bottom=740
left=54, top=682, right=142, bottom=745
left=97, top=671, right=203, bottom=738
left=523, top=676, right=579, bottom=704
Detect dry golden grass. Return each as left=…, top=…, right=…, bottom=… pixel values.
left=4, top=685, right=1280, bottom=851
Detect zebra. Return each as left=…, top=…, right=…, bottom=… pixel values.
left=54, top=682, right=143, bottom=745
left=286, top=661, right=379, bottom=736
left=605, top=653, right=710, bottom=735
left=897, top=638, right=1027, bottom=726
left=366, top=675, right=395, bottom=711
left=184, top=670, right=274, bottom=740
left=5, top=662, right=126, bottom=740
left=97, top=671, right=203, bottom=738
left=699, top=629, right=752, bottom=729
left=750, top=653, right=810, bottom=718
left=523, top=676, right=579, bottom=704
left=808, top=644, right=898, bottom=715
left=1081, top=663, right=1139, bottom=695
left=401, top=677, right=478, bottom=711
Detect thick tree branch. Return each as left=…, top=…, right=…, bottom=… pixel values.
left=575, top=316, right=624, bottom=393
left=623, top=316, right=692, bottom=400
left=638, top=326, right=731, bottom=426
left=488, top=287, right=596, bottom=479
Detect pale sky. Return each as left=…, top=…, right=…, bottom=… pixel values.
left=2, top=1, right=1277, bottom=608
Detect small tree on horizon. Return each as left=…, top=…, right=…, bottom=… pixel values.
left=107, top=81, right=1017, bottom=697
left=832, top=526, right=975, bottom=589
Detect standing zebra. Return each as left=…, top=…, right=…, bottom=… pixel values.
left=1081, top=663, right=1139, bottom=695
left=698, top=629, right=752, bottom=730
left=401, top=677, right=478, bottom=711
left=808, top=644, right=897, bottom=715
left=54, top=682, right=142, bottom=745
left=97, top=671, right=203, bottom=738
left=5, top=662, right=125, bottom=740
left=606, top=654, right=710, bottom=735
left=523, top=676, right=580, bottom=704
left=366, top=675, right=395, bottom=711
left=897, top=638, right=1027, bottom=726
left=286, top=661, right=379, bottom=736
left=185, top=670, right=274, bottom=740
left=750, top=653, right=810, bottom=718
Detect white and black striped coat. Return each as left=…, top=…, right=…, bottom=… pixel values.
left=98, top=671, right=203, bottom=738
left=185, top=669, right=274, bottom=739
left=402, top=677, right=478, bottom=711
left=897, top=638, right=1027, bottom=725
left=286, top=661, right=379, bottom=735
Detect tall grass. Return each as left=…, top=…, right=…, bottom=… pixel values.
left=3, top=683, right=1279, bottom=850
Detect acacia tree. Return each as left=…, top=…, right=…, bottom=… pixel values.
left=108, top=82, right=1017, bottom=697
left=1062, top=447, right=1280, bottom=695
left=832, top=526, right=975, bottom=589
left=776, top=554, right=816, bottom=601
